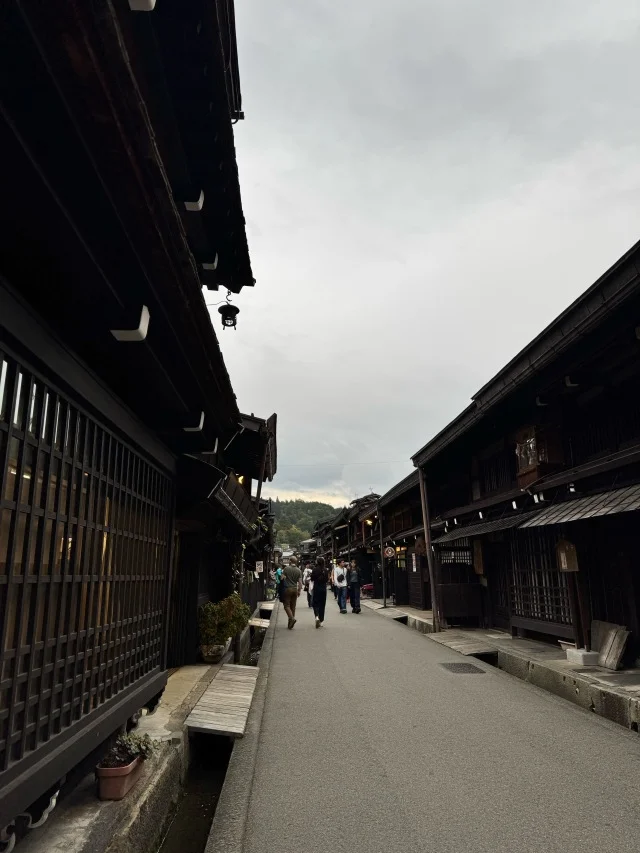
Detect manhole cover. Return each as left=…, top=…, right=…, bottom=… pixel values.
left=439, top=662, right=485, bottom=674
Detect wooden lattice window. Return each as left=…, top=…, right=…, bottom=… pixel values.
left=0, top=346, right=172, bottom=772
left=437, top=539, right=475, bottom=584
left=479, top=450, right=516, bottom=496
left=510, top=530, right=571, bottom=627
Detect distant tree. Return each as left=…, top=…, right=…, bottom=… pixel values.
left=271, top=498, right=340, bottom=546
left=284, top=525, right=306, bottom=546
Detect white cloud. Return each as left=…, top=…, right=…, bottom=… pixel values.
left=216, top=1, right=640, bottom=503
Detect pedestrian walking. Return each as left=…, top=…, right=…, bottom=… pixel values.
left=348, top=560, right=361, bottom=613
left=281, top=557, right=302, bottom=629
left=311, top=557, right=329, bottom=628
left=333, top=559, right=348, bottom=614
left=302, top=563, right=313, bottom=608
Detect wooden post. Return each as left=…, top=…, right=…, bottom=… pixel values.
left=566, top=572, right=584, bottom=649
left=577, top=575, right=591, bottom=652
left=558, top=537, right=590, bottom=651
left=378, top=501, right=387, bottom=608
left=254, top=440, right=269, bottom=503
left=418, top=467, right=440, bottom=632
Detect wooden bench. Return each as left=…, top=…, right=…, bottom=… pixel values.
left=185, top=664, right=259, bottom=738
left=249, top=617, right=270, bottom=629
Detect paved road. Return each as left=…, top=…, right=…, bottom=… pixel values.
left=245, top=596, right=640, bottom=853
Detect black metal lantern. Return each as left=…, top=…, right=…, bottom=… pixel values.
left=218, top=303, right=239, bottom=330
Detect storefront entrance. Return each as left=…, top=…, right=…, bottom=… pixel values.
left=484, top=540, right=511, bottom=632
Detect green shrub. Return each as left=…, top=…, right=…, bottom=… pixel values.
left=98, top=733, right=156, bottom=768
left=198, top=594, right=251, bottom=646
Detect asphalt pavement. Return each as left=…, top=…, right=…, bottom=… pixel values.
left=244, top=594, right=640, bottom=853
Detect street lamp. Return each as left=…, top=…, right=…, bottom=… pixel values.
left=218, top=304, right=240, bottom=330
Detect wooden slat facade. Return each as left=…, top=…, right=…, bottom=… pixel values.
left=0, top=337, right=172, bottom=827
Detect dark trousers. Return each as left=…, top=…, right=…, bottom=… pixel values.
left=307, top=589, right=313, bottom=608
left=312, top=587, right=327, bottom=622
left=350, top=583, right=361, bottom=611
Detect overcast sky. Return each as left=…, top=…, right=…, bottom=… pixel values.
left=214, top=0, right=640, bottom=508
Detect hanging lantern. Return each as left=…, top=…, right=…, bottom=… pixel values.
left=218, top=304, right=239, bottom=330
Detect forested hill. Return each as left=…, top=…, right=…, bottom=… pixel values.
left=271, top=498, right=341, bottom=546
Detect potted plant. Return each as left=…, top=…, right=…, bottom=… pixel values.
left=96, top=733, right=156, bottom=801
left=198, top=594, right=251, bottom=663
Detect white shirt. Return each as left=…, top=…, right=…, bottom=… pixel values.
left=333, top=564, right=348, bottom=588
left=303, top=567, right=314, bottom=593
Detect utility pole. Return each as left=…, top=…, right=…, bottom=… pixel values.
left=377, top=501, right=387, bottom=608
left=418, top=467, right=440, bottom=632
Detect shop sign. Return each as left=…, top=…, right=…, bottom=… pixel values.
left=557, top=539, right=579, bottom=572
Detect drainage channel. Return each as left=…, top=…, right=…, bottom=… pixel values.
left=472, top=650, right=500, bottom=668
left=155, top=735, right=231, bottom=853
left=246, top=629, right=264, bottom=667
left=156, top=621, right=268, bottom=853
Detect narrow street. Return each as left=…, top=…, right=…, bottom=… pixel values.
left=245, top=601, right=640, bottom=853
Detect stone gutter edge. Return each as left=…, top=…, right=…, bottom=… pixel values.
left=204, top=601, right=279, bottom=853
left=366, top=601, right=640, bottom=733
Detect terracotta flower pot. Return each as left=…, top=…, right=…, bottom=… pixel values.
left=201, top=637, right=231, bottom=664
left=96, top=756, right=144, bottom=801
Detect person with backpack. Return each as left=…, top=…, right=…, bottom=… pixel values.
left=347, top=560, right=361, bottom=613
left=332, top=559, right=348, bottom=614
left=276, top=565, right=285, bottom=603
left=281, top=557, right=302, bottom=629
left=310, top=556, right=329, bottom=628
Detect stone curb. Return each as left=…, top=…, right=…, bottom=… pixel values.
left=204, top=601, right=279, bottom=853
left=497, top=649, right=640, bottom=731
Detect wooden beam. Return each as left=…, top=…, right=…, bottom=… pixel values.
left=418, top=467, right=440, bottom=632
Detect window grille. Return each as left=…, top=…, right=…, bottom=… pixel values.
left=0, top=346, right=172, bottom=773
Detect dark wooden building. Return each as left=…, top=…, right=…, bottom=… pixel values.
left=0, top=0, right=267, bottom=839
left=321, top=508, right=349, bottom=565
left=353, top=475, right=429, bottom=607
left=412, top=239, right=640, bottom=658
left=170, top=414, right=277, bottom=667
